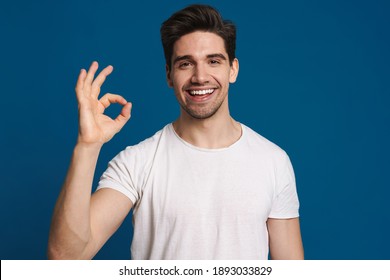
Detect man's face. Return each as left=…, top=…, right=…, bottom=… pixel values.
left=166, top=31, right=239, bottom=120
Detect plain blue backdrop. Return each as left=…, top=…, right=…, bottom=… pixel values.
left=1, top=0, right=389, bottom=260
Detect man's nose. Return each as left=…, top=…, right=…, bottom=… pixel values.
left=191, top=64, right=209, bottom=84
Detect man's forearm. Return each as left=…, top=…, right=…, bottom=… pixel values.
left=48, top=143, right=102, bottom=259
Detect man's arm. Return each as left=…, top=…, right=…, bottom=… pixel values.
left=47, top=62, right=132, bottom=259
left=267, top=217, right=304, bottom=260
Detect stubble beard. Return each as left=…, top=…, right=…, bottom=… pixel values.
left=181, top=103, right=222, bottom=120
left=178, top=95, right=226, bottom=120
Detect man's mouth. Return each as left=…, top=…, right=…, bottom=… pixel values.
left=188, top=89, right=215, bottom=96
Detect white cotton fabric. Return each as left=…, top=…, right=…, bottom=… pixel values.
left=97, top=123, right=299, bottom=259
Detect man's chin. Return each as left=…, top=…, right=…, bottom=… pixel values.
left=182, top=106, right=220, bottom=120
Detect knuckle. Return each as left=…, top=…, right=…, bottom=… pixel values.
left=92, top=87, right=101, bottom=95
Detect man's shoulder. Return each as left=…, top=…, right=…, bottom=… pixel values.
left=241, top=123, right=288, bottom=158
left=121, top=123, right=172, bottom=154
left=108, top=124, right=172, bottom=168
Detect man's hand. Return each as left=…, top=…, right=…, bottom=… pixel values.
left=76, top=61, right=132, bottom=145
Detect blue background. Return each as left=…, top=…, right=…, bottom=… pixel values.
left=1, top=0, right=389, bottom=260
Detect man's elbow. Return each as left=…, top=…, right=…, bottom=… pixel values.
left=47, top=239, right=91, bottom=260
left=47, top=244, right=67, bottom=260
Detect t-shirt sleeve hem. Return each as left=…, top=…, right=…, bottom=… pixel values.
left=96, top=185, right=138, bottom=205
left=268, top=211, right=300, bottom=219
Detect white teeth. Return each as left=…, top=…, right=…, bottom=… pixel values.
left=189, top=89, right=214, bottom=96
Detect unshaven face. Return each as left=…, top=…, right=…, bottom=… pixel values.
left=167, top=31, right=239, bottom=120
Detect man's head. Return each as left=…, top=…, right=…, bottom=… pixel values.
left=161, top=4, right=236, bottom=70
left=161, top=5, right=239, bottom=121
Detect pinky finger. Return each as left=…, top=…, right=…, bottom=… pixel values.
left=75, top=69, right=87, bottom=97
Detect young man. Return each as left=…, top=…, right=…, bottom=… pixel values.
left=48, top=4, right=304, bottom=260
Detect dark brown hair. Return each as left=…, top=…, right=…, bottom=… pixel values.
left=160, top=4, right=236, bottom=69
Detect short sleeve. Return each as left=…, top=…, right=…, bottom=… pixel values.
left=268, top=152, right=300, bottom=219
left=97, top=147, right=140, bottom=204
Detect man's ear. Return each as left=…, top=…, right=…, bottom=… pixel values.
left=166, top=64, right=173, bottom=87
left=229, top=58, right=239, bottom=83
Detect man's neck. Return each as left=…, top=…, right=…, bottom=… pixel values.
left=173, top=111, right=242, bottom=149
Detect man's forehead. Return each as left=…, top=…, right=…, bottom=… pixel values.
left=172, top=31, right=227, bottom=58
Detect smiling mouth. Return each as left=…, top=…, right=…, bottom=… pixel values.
left=188, top=89, right=215, bottom=96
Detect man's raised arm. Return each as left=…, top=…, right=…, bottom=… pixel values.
left=47, top=62, right=133, bottom=259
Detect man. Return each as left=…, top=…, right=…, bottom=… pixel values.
left=48, top=4, right=303, bottom=260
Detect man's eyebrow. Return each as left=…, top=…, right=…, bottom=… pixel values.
left=207, top=53, right=227, bottom=60
left=173, top=53, right=227, bottom=65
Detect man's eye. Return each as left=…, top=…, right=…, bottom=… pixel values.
left=210, top=60, right=220, bottom=65
left=179, top=62, right=191, bottom=68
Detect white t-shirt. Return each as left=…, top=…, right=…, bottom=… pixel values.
left=97, top=123, right=299, bottom=259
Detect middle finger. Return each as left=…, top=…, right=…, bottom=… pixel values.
left=91, top=65, right=114, bottom=97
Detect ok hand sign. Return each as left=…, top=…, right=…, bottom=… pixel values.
left=75, top=61, right=132, bottom=145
